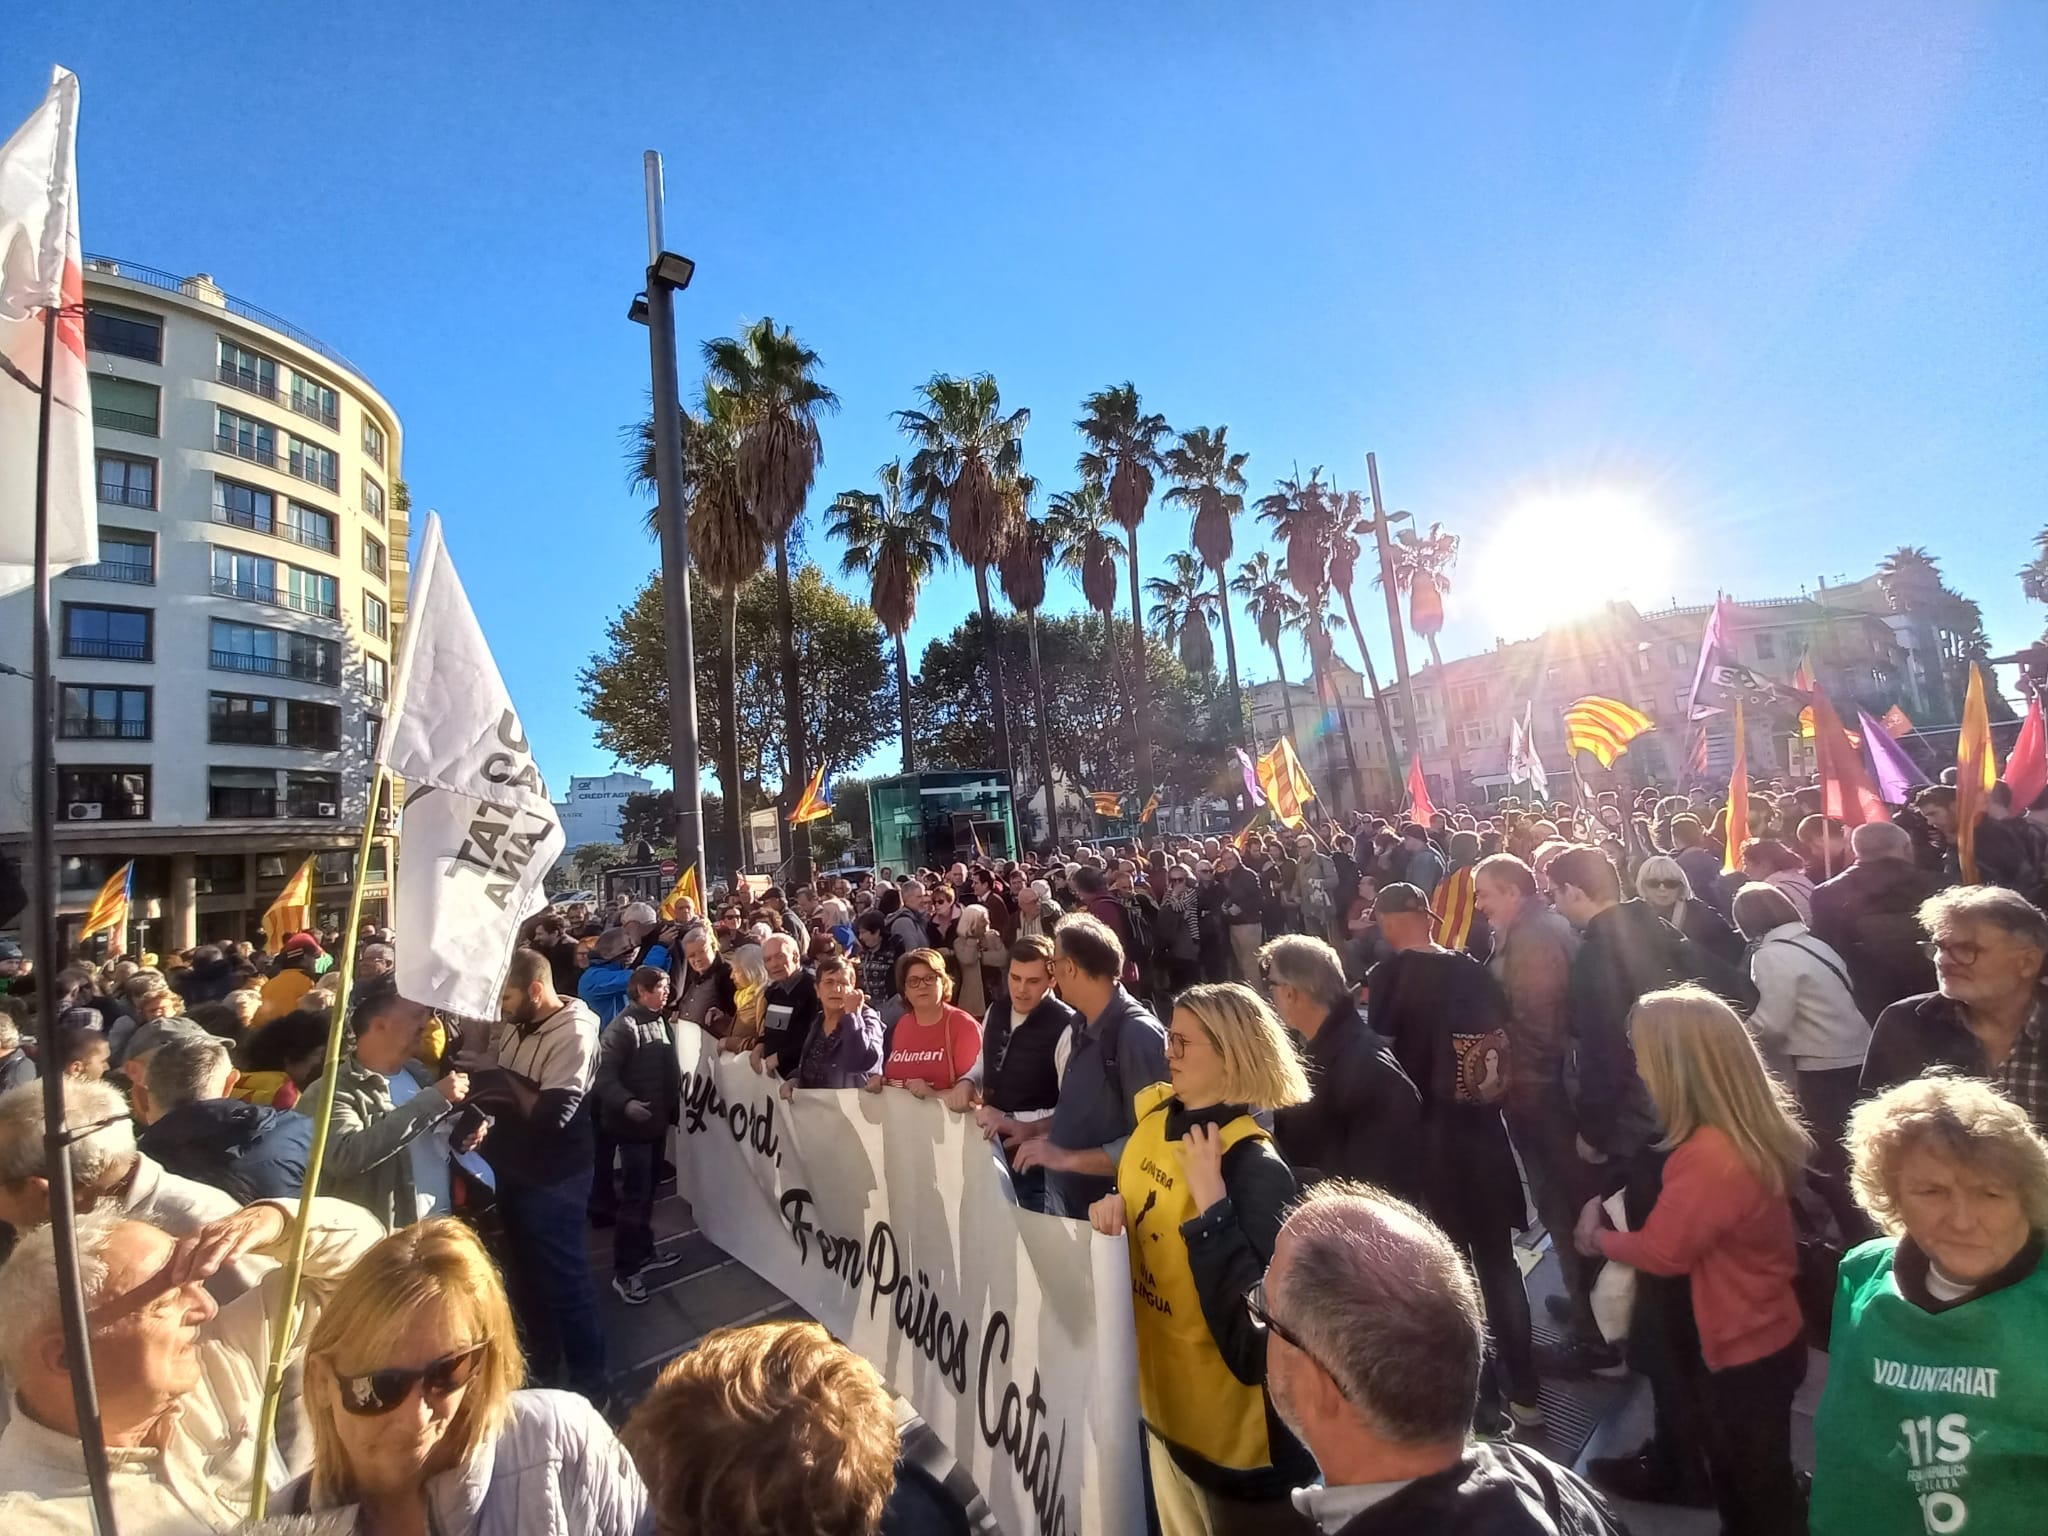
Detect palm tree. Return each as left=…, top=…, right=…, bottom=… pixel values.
left=630, top=384, right=764, bottom=877
left=827, top=460, right=946, bottom=774
left=1232, top=551, right=1306, bottom=746
left=2021, top=529, right=2048, bottom=606
left=1164, top=425, right=1250, bottom=745
left=1145, top=551, right=1219, bottom=675
left=1327, top=487, right=1403, bottom=789
left=1383, top=521, right=1464, bottom=805
left=894, top=375, right=1029, bottom=782
left=1076, top=384, right=1170, bottom=798
left=998, top=476, right=1061, bottom=846
left=1046, top=478, right=1131, bottom=740
left=1256, top=469, right=1363, bottom=804
left=703, top=319, right=837, bottom=877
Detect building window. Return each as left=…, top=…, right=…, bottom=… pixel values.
left=212, top=551, right=335, bottom=619
left=365, top=653, right=389, bottom=703
left=363, top=592, right=387, bottom=639
left=287, top=567, right=338, bottom=619
left=217, top=338, right=279, bottom=400
left=289, top=371, right=340, bottom=429
left=1452, top=684, right=1486, bottom=713
left=84, top=305, right=162, bottom=363
left=59, top=766, right=150, bottom=821
left=366, top=712, right=383, bottom=757
left=216, top=407, right=278, bottom=467
left=96, top=453, right=156, bottom=509
left=61, top=603, right=151, bottom=661
left=284, top=502, right=337, bottom=555
left=89, top=375, right=159, bottom=437
left=362, top=473, right=385, bottom=524
left=1755, top=633, right=1776, bottom=660
left=362, top=533, right=385, bottom=579
left=70, top=530, right=155, bottom=586
left=1668, top=641, right=1690, bottom=667
left=287, top=436, right=338, bottom=491
left=208, top=619, right=339, bottom=686
left=58, top=685, right=150, bottom=740
left=208, top=692, right=342, bottom=750
left=208, top=767, right=278, bottom=820
left=1632, top=650, right=1653, bottom=676
left=286, top=773, right=342, bottom=818
left=193, top=854, right=245, bottom=895
left=366, top=843, right=389, bottom=882
left=213, top=476, right=275, bottom=537
left=362, top=419, right=385, bottom=467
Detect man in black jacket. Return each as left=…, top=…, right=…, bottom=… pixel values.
left=593, top=966, right=685, bottom=1303
left=1260, top=1183, right=1626, bottom=1534
left=752, top=932, right=821, bottom=1080
left=1260, top=934, right=1422, bottom=1204
left=947, top=935, right=1081, bottom=1211
left=1809, top=819, right=1942, bottom=1020
left=1214, top=848, right=1266, bottom=982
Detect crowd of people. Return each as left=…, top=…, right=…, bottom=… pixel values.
left=0, top=765, right=2043, bottom=1534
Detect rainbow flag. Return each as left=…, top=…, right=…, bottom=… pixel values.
left=789, top=765, right=833, bottom=825
left=77, top=860, right=133, bottom=950
left=1564, top=696, right=1654, bottom=768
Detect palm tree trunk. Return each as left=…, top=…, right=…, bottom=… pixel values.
left=1125, top=528, right=1155, bottom=797
left=1103, top=610, right=1131, bottom=754
left=1340, top=583, right=1402, bottom=801
left=717, top=589, right=746, bottom=880
left=1027, top=610, right=1057, bottom=848
left=773, top=536, right=810, bottom=881
left=1427, top=632, right=1464, bottom=809
left=894, top=631, right=914, bottom=773
left=974, top=566, right=1013, bottom=785
left=1213, top=562, right=1246, bottom=748
left=1270, top=644, right=1301, bottom=744
left=1327, top=666, right=1364, bottom=814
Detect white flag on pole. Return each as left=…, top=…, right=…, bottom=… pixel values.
left=1509, top=702, right=1550, bottom=802
left=379, top=514, right=562, bottom=1019
left=0, top=66, right=95, bottom=597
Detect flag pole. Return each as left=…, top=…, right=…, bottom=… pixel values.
left=30, top=290, right=120, bottom=1534
left=246, top=764, right=386, bottom=1517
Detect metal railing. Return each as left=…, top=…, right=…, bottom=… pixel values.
left=85, top=253, right=372, bottom=387
left=97, top=481, right=155, bottom=509
left=59, top=718, right=149, bottom=740
left=209, top=648, right=338, bottom=686
left=92, top=406, right=157, bottom=437
left=210, top=502, right=338, bottom=556
left=85, top=326, right=161, bottom=363
left=63, top=637, right=149, bottom=661
left=216, top=363, right=278, bottom=400
left=289, top=392, right=339, bottom=429
left=209, top=721, right=340, bottom=750
left=215, top=431, right=278, bottom=468
left=68, top=559, right=154, bottom=586
left=209, top=574, right=337, bottom=619
left=288, top=451, right=338, bottom=492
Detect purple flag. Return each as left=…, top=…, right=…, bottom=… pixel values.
left=1860, top=709, right=1929, bottom=803
left=1233, top=747, right=1266, bottom=806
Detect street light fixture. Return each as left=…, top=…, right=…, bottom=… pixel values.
left=650, top=251, right=695, bottom=291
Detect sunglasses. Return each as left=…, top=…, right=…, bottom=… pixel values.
left=1640, top=879, right=1684, bottom=891
left=333, top=1343, right=487, bottom=1417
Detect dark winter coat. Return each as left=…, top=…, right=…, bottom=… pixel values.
left=1809, top=857, right=1944, bottom=1021
left=138, top=1097, right=312, bottom=1203
left=592, top=1004, right=683, bottom=1142
left=1329, top=1441, right=1628, bottom=1535
left=1271, top=1001, right=1424, bottom=1205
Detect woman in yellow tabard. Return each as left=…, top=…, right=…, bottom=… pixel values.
left=1090, top=982, right=1317, bottom=1536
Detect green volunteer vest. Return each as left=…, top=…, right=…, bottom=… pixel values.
left=1810, top=1237, right=2048, bottom=1536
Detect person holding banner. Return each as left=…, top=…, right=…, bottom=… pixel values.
left=1090, top=982, right=1317, bottom=1535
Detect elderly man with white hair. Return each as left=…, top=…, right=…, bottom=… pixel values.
left=0, top=1195, right=381, bottom=1532
left=0, top=1078, right=237, bottom=1239
left=1808, top=817, right=1945, bottom=1021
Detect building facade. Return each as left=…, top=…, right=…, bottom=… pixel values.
left=1244, top=663, right=1398, bottom=814
left=0, top=257, right=406, bottom=951
left=551, top=771, right=655, bottom=851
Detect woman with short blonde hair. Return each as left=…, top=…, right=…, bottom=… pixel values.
left=287, top=1218, right=647, bottom=1533
left=1091, top=982, right=1314, bottom=1533
left=1810, top=1076, right=2048, bottom=1535
left=1577, top=986, right=1811, bottom=1536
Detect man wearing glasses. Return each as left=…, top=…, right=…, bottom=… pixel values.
left=1254, top=1183, right=1624, bottom=1535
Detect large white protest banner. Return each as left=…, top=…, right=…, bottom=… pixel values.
left=379, top=513, right=562, bottom=1019
left=672, top=1028, right=1145, bottom=1536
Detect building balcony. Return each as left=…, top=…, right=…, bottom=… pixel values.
left=68, top=559, right=154, bottom=586
left=92, top=406, right=157, bottom=437
left=217, top=363, right=279, bottom=401
left=210, top=503, right=339, bottom=557
left=97, top=482, right=156, bottom=510
left=210, top=575, right=337, bottom=620
left=288, top=455, right=339, bottom=492
left=209, top=649, right=338, bottom=687
left=63, top=638, right=149, bottom=661
left=289, top=393, right=339, bottom=430
left=208, top=798, right=342, bottom=822
left=208, top=722, right=339, bottom=751
left=216, top=432, right=278, bottom=469
left=58, top=718, right=150, bottom=740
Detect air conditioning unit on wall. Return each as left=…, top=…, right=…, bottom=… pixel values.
left=66, top=803, right=103, bottom=820
left=316, top=802, right=338, bottom=817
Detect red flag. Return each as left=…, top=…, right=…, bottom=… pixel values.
left=2002, top=692, right=2046, bottom=813
left=1404, top=755, right=1436, bottom=825
left=1806, top=687, right=1889, bottom=827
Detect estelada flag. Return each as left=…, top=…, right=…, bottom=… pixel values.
left=1956, top=663, right=1999, bottom=884
left=77, top=859, right=132, bottom=950
left=1089, top=790, right=1123, bottom=817
left=0, top=68, right=96, bottom=598
left=1139, top=793, right=1159, bottom=823
left=1723, top=700, right=1750, bottom=876
left=262, top=857, right=315, bottom=953
left=659, top=864, right=701, bottom=921
left=789, top=765, right=833, bottom=825
left=1404, top=755, right=1436, bottom=825
left=1564, top=696, right=1654, bottom=769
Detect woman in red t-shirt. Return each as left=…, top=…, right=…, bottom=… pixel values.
left=868, top=947, right=981, bottom=1097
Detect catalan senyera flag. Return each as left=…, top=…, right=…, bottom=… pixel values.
left=659, top=864, right=701, bottom=921
left=262, top=856, right=316, bottom=953
left=1564, top=696, right=1654, bottom=768
left=1139, top=792, right=1159, bottom=824
left=1256, top=739, right=1317, bottom=829
left=1431, top=864, right=1476, bottom=952
left=789, top=765, right=833, bottom=825
left=77, top=859, right=133, bottom=949
left=1956, top=662, right=1999, bottom=885
left=1722, top=699, right=1749, bottom=876
left=1089, top=790, right=1124, bottom=817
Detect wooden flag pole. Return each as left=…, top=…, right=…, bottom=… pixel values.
left=246, top=765, right=387, bottom=1517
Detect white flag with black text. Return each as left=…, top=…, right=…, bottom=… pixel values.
left=380, top=513, right=562, bottom=1019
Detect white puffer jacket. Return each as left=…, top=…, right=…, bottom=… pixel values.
left=284, top=1390, right=650, bottom=1536
left=1747, top=921, right=1870, bottom=1072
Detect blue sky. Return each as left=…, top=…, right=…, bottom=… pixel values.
left=14, top=1, right=2047, bottom=790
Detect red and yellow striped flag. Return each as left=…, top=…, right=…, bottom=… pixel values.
left=1722, top=700, right=1749, bottom=876
left=262, top=856, right=316, bottom=953
left=659, top=864, right=701, bottom=921
left=1090, top=790, right=1124, bottom=817
left=1257, top=739, right=1317, bottom=829
left=1139, top=793, right=1159, bottom=824
left=1957, top=662, right=1999, bottom=884
left=1563, top=696, right=1654, bottom=768
left=789, top=765, right=833, bottom=825
left=1431, top=864, right=1476, bottom=951
left=77, top=860, right=133, bottom=950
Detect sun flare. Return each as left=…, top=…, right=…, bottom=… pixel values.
left=1468, top=488, right=1676, bottom=641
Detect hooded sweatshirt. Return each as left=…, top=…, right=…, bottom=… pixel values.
left=487, top=997, right=600, bottom=1181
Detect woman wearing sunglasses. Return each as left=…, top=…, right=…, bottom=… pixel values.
left=283, top=1218, right=650, bottom=1535
left=1089, top=982, right=1315, bottom=1535
left=1633, top=855, right=1744, bottom=969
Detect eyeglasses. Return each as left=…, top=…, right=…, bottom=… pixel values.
left=333, top=1343, right=487, bottom=1417
left=1640, top=879, right=1684, bottom=892
left=1922, top=938, right=1984, bottom=965
left=1165, top=1027, right=1212, bottom=1061
left=1245, top=1280, right=1317, bottom=1361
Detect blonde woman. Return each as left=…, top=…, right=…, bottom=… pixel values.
left=718, top=943, right=768, bottom=1055
left=282, top=1218, right=648, bottom=1535
left=1633, top=853, right=1742, bottom=968
left=1574, top=985, right=1811, bottom=1536
left=1090, top=982, right=1315, bottom=1535
left=951, top=902, right=1001, bottom=1018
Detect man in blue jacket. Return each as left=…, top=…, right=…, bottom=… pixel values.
left=137, top=1033, right=311, bottom=1202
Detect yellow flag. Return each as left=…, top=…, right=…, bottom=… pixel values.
left=263, top=857, right=316, bottom=953
left=1957, top=662, right=1999, bottom=884
left=659, top=865, right=701, bottom=920
left=1257, top=741, right=1313, bottom=829
left=1722, top=700, right=1748, bottom=876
